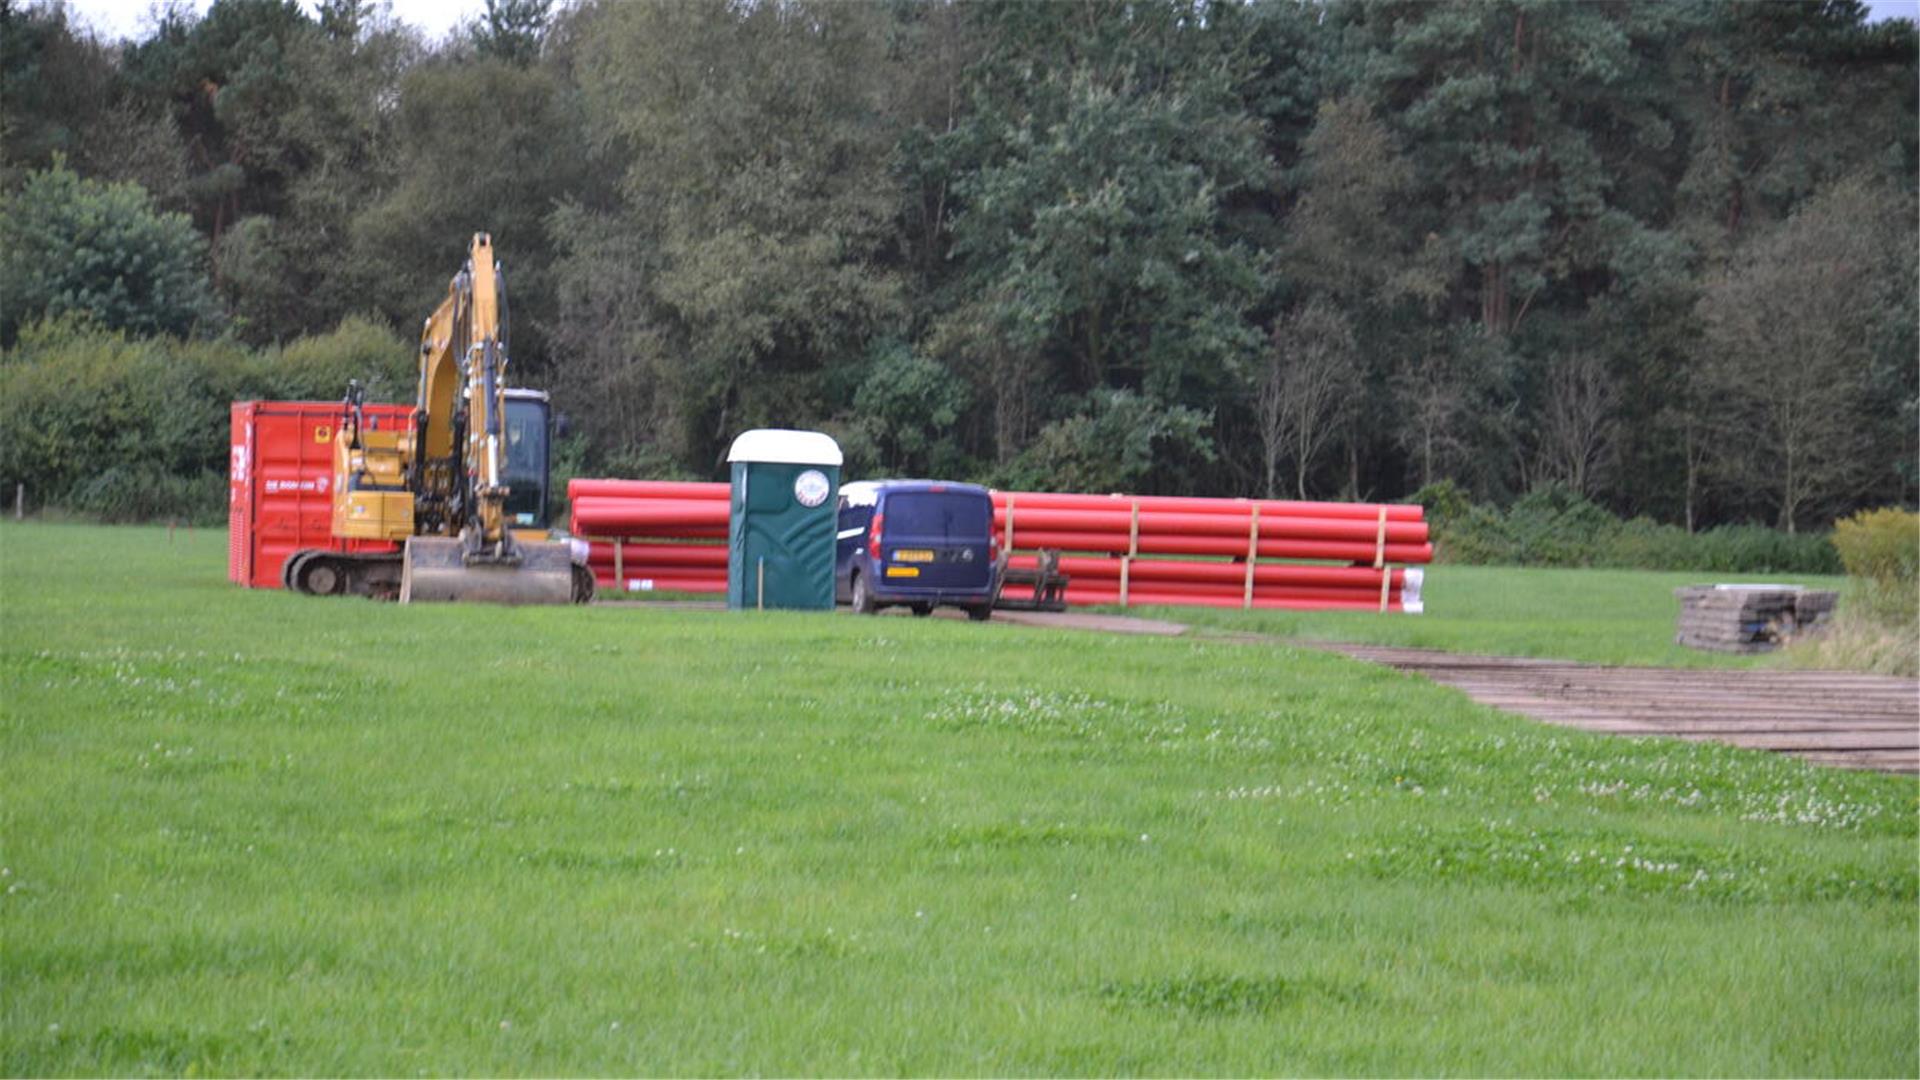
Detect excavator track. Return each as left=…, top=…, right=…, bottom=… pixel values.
left=286, top=549, right=406, bottom=600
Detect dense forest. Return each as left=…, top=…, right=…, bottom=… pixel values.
left=2, top=0, right=1915, bottom=533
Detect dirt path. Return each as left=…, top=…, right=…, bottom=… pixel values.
left=986, top=609, right=1192, bottom=636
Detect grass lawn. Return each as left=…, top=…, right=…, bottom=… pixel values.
left=2, top=523, right=1913, bottom=1076
left=1132, top=564, right=1851, bottom=668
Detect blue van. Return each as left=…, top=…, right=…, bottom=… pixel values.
left=836, top=480, right=996, bottom=620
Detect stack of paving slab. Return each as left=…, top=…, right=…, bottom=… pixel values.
left=1674, top=585, right=1838, bottom=654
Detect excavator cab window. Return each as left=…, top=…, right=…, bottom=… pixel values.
left=502, top=393, right=550, bottom=530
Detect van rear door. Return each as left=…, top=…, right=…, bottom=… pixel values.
left=879, top=491, right=992, bottom=591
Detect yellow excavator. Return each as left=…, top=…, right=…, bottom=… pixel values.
left=285, top=233, right=591, bottom=604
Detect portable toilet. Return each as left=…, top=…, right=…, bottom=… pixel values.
left=726, top=429, right=843, bottom=610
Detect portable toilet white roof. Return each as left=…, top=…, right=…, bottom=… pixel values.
left=727, top=429, right=843, bottom=467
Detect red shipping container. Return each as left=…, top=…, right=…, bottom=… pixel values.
left=228, top=400, right=414, bottom=589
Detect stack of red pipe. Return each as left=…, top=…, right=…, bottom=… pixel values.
left=568, top=479, right=731, bottom=594
left=567, top=478, right=1427, bottom=613
left=991, top=491, right=1428, bottom=613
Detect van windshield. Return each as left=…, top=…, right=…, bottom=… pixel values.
left=886, top=492, right=989, bottom=540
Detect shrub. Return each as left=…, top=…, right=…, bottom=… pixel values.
left=999, top=390, right=1214, bottom=494
left=1830, top=508, right=1919, bottom=622
left=0, top=316, right=410, bottom=524
left=1410, top=479, right=1472, bottom=531
left=262, top=315, right=415, bottom=402
left=72, top=465, right=225, bottom=524
left=1428, top=483, right=1842, bottom=575
left=1831, top=508, right=1920, bottom=590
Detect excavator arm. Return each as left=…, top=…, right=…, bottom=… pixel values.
left=412, top=233, right=514, bottom=552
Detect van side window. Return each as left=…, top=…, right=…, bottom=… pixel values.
left=838, top=503, right=873, bottom=533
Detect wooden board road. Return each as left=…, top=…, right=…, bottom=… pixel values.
left=1314, top=643, right=1920, bottom=775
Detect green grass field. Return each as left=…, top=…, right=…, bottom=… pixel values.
left=1130, top=564, right=1850, bottom=668
left=3, top=523, right=1914, bottom=1076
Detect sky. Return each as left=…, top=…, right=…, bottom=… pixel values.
left=60, top=0, right=487, bottom=44
left=52, top=0, right=1920, bottom=45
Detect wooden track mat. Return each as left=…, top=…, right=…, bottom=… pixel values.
left=1314, top=643, right=1920, bottom=776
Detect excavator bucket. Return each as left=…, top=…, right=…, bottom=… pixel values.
left=400, top=536, right=576, bottom=605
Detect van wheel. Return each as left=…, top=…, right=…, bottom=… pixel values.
left=967, top=604, right=993, bottom=622
left=910, top=603, right=933, bottom=617
left=851, top=570, right=877, bottom=614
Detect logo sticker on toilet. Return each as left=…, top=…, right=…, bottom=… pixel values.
left=793, top=469, right=830, bottom=508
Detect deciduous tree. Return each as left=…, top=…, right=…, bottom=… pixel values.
left=1258, top=299, right=1358, bottom=499
left=0, top=162, right=218, bottom=342
left=1696, top=175, right=1913, bottom=531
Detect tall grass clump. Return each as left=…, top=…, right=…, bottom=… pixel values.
left=1789, top=508, right=1919, bottom=676
left=1416, top=482, right=1842, bottom=575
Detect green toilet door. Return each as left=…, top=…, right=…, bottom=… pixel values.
left=726, top=429, right=842, bottom=610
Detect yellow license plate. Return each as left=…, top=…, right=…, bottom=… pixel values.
left=885, top=566, right=921, bottom=578
left=893, top=549, right=935, bottom=563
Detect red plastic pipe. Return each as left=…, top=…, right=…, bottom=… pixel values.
left=1064, top=579, right=1401, bottom=602
left=996, top=528, right=1431, bottom=564
left=569, top=479, right=730, bottom=500
left=574, top=524, right=729, bottom=541
left=1061, top=588, right=1408, bottom=612
left=571, top=497, right=731, bottom=533
left=991, top=490, right=1423, bottom=523
left=591, top=572, right=728, bottom=593
left=991, top=506, right=1427, bottom=543
left=585, top=542, right=728, bottom=568
left=589, top=566, right=729, bottom=582
left=1008, top=555, right=1406, bottom=590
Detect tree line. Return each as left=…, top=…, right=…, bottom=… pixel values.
left=2, top=0, right=1914, bottom=532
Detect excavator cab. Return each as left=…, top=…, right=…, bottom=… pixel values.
left=502, top=388, right=553, bottom=532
